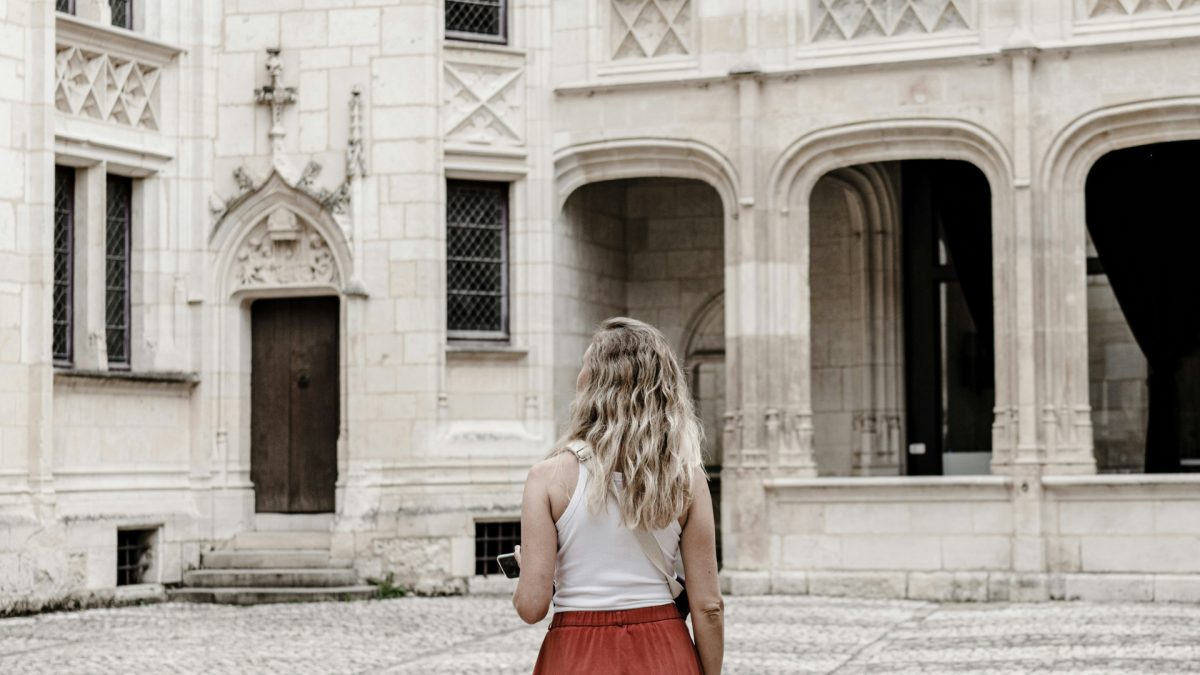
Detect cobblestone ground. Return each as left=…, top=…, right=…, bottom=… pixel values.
left=1, top=596, right=1199, bottom=674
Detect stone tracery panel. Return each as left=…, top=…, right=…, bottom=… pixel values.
left=611, top=0, right=693, bottom=59
left=1082, top=0, right=1199, bottom=18
left=54, top=45, right=161, bottom=130
left=811, top=0, right=972, bottom=42
left=234, top=207, right=338, bottom=291
left=444, top=62, right=524, bottom=146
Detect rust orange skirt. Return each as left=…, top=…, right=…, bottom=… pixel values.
left=533, top=603, right=701, bottom=674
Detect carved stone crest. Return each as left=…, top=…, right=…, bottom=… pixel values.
left=235, top=207, right=337, bottom=289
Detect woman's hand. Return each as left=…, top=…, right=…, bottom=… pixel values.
left=514, top=545, right=522, bottom=568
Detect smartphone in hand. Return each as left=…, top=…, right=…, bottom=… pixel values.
left=496, top=552, right=520, bottom=579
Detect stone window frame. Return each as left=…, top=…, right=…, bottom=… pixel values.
left=445, top=0, right=509, bottom=46
left=53, top=166, right=76, bottom=365
left=58, top=0, right=151, bottom=33
left=446, top=179, right=511, bottom=342
left=52, top=153, right=155, bottom=375
left=109, top=0, right=134, bottom=31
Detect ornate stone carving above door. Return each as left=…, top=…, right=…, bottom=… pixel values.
left=234, top=207, right=338, bottom=290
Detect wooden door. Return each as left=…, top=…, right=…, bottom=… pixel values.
left=251, top=297, right=339, bottom=513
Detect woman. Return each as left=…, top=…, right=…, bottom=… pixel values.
left=512, top=317, right=724, bottom=674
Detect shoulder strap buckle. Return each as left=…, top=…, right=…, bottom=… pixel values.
left=565, top=440, right=592, bottom=461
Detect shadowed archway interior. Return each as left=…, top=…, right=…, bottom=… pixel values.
left=1086, top=141, right=1200, bottom=473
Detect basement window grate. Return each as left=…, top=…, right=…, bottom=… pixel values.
left=116, top=528, right=155, bottom=586
left=475, top=520, right=520, bottom=577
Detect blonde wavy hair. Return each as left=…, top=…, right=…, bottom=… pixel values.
left=553, top=317, right=705, bottom=531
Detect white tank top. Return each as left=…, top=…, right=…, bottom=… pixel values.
left=553, top=463, right=682, bottom=612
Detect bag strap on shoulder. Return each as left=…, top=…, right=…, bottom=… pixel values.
left=565, top=439, right=592, bottom=461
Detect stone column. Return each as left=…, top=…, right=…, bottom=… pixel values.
left=719, top=72, right=771, bottom=592
left=722, top=68, right=816, bottom=594
left=1005, top=43, right=1050, bottom=600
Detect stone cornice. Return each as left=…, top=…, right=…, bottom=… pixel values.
left=55, top=14, right=185, bottom=66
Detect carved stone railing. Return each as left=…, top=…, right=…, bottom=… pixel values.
left=54, top=14, right=182, bottom=132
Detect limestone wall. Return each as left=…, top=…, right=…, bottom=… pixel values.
left=809, top=176, right=863, bottom=477
left=763, top=477, right=1013, bottom=600
left=1043, top=476, right=1200, bottom=601
left=553, top=178, right=724, bottom=422
left=623, top=178, right=724, bottom=352
left=755, top=475, right=1200, bottom=602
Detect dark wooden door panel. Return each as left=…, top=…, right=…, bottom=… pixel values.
left=288, top=296, right=339, bottom=513
left=251, top=296, right=339, bottom=513
left=251, top=300, right=292, bottom=512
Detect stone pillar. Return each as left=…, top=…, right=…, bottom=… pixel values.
left=1005, top=45, right=1050, bottom=600
left=719, top=72, right=770, bottom=592
left=722, top=68, right=817, bottom=594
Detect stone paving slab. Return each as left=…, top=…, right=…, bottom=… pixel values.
left=1, top=596, right=1198, bottom=674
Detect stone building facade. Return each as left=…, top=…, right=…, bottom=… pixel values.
left=3, top=0, right=1200, bottom=611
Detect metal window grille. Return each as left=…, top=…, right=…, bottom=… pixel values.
left=53, top=167, right=75, bottom=365
left=475, top=521, right=520, bottom=577
left=116, top=528, right=154, bottom=586
left=446, top=0, right=507, bottom=43
left=56, top=0, right=75, bottom=14
left=447, top=181, right=508, bottom=339
left=109, top=0, right=132, bottom=29
left=105, top=176, right=131, bottom=368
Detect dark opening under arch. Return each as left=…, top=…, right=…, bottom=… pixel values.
left=1086, top=141, right=1200, bottom=473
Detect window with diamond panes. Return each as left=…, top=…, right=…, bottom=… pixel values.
left=105, top=176, right=132, bottom=368
left=53, top=167, right=75, bottom=365
left=56, top=0, right=75, bottom=14
left=109, top=0, right=133, bottom=29
left=446, top=0, right=507, bottom=43
left=447, top=181, right=508, bottom=339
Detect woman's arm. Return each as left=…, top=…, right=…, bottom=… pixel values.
left=680, top=468, right=724, bottom=675
left=512, top=461, right=558, bottom=624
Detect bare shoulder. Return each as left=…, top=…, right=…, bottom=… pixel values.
left=527, top=453, right=574, bottom=481
left=529, top=453, right=579, bottom=515
left=526, top=453, right=577, bottom=493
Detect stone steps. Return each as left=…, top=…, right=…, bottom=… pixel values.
left=229, top=531, right=331, bottom=550
left=170, top=586, right=377, bottom=606
left=183, top=568, right=358, bottom=588
left=171, top=528, right=375, bottom=606
left=201, top=549, right=352, bottom=570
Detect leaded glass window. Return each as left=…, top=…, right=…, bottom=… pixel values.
left=56, top=0, right=76, bottom=14
left=53, top=167, right=74, bottom=364
left=447, top=181, right=508, bottom=339
left=105, top=176, right=131, bottom=367
left=446, top=0, right=507, bottom=43
left=109, top=0, right=132, bottom=29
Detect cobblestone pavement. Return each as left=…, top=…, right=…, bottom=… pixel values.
left=1, top=596, right=1199, bottom=674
